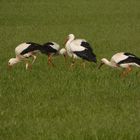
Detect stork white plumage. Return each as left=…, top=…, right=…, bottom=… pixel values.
left=99, top=52, right=140, bottom=76
left=64, top=34, right=97, bottom=67
left=41, top=42, right=60, bottom=66
left=59, top=48, right=67, bottom=55
left=8, top=42, right=41, bottom=69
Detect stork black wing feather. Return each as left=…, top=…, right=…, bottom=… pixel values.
left=41, top=43, right=57, bottom=54
left=80, top=41, right=93, bottom=52
left=124, top=52, right=137, bottom=57
left=118, top=56, right=140, bottom=65
left=74, top=50, right=97, bottom=62
left=20, top=42, right=41, bottom=55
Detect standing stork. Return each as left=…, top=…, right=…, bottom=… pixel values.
left=98, top=52, right=140, bottom=76
left=8, top=42, right=41, bottom=69
left=64, top=34, right=97, bottom=67
left=41, top=42, right=60, bottom=66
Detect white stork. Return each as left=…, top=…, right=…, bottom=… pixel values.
left=8, top=42, right=41, bottom=69
left=64, top=34, right=97, bottom=67
left=98, top=52, right=140, bottom=76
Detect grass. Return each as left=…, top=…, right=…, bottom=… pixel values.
left=0, top=0, right=140, bottom=139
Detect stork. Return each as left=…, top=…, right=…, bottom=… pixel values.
left=64, top=34, right=97, bottom=67
left=98, top=52, right=140, bottom=76
left=8, top=42, right=41, bottom=69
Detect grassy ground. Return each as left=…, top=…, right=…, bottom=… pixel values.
left=0, top=0, right=140, bottom=139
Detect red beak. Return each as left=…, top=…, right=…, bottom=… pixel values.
left=98, top=62, right=104, bottom=69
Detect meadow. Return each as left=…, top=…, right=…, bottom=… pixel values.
left=0, top=0, right=140, bottom=139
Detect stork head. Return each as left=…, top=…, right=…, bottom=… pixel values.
left=59, top=48, right=67, bottom=55
left=101, top=58, right=108, bottom=64
left=64, top=34, right=75, bottom=45
left=8, top=58, right=19, bottom=68
left=68, top=34, right=75, bottom=40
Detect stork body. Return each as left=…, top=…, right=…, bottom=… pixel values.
left=41, top=42, right=60, bottom=66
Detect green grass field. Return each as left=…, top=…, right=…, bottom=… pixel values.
left=0, top=0, right=140, bottom=139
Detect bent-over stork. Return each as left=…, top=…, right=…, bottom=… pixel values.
left=98, top=52, right=140, bottom=76
left=8, top=42, right=41, bottom=69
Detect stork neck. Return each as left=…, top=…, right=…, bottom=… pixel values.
left=15, top=56, right=21, bottom=62
left=66, top=36, right=75, bottom=47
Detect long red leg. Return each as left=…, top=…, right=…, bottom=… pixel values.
left=48, top=54, right=55, bottom=67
